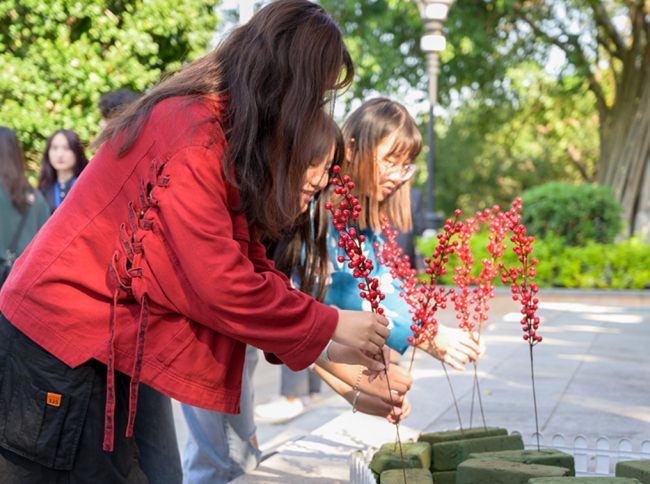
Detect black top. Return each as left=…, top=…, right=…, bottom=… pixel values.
left=40, top=178, right=75, bottom=214
left=393, top=187, right=425, bottom=263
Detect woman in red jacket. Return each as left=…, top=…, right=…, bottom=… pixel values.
left=0, top=2, right=389, bottom=482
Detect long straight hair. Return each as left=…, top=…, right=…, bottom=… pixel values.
left=95, top=0, right=354, bottom=241
left=38, top=129, right=89, bottom=187
left=341, top=98, right=422, bottom=232
left=0, top=127, right=30, bottom=213
left=265, top=113, right=344, bottom=302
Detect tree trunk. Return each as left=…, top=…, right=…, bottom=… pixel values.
left=598, top=79, right=650, bottom=238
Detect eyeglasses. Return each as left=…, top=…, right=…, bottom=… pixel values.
left=378, top=159, right=417, bottom=183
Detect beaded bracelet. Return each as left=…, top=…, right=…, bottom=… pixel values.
left=352, top=366, right=363, bottom=391
left=352, top=390, right=361, bottom=413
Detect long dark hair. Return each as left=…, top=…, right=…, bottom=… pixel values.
left=38, top=129, right=89, bottom=187
left=264, top=113, right=344, bottom=302
left=341, top=98, right=422, bottom=232
left=94, top=0, right=354, bottom=240
left=0, top=127, right=30, bottom=213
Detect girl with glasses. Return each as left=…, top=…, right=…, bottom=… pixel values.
left=261, top=97, right=485, bottom=429
left=323, top=98, right=485, bottom=377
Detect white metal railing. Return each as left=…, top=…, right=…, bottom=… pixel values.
left=511, top=431, right=650, bottom=476
left=350, top=449, right=377, bottom=484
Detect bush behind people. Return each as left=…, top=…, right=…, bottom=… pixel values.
left=520, top=181, right=624, bottom=246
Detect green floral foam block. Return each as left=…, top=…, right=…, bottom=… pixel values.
left=432, top=434, right=525, bottom=471
left=616, top=461, right=650, bottom=484
left=419, top=428, right=508, bottom=446
left=457, top=459, right=569, bottom=484
left=468, top=449, right=575, bottom=476
left=381, top=468, right=434, bottom=484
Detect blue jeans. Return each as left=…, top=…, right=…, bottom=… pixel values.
left=135, top=384, right=182, bottom=484
left=181, top=346, right=261, bottom=484
left=280, top=365, right=321, bottom=398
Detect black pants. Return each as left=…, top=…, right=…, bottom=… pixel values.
left=0, top=313, right=148, bottom=483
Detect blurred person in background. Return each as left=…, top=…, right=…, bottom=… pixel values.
left=99, top=90, right=141, bottom=130
left=38, top=129, right=89, bottom=213
left=0, top=127, right=50, bottom=285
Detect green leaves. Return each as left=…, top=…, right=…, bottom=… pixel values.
left=320, top=0, right=426, bottom=107
left=0, top=0, right=218, bottom=180
left=418, top=231, right=650, bottom=289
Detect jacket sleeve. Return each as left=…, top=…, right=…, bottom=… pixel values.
left=157, top=144, right=338, bottom=371
left=247, top=239, right=294, bottom=291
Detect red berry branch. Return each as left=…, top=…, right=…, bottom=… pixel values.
left=374, top=199, right=543, bottom=441
left=325, top=166, right=407, bottom=482
left=375, top=214, right=468, bottom=436
left=497, top=197, right=542, bottom=449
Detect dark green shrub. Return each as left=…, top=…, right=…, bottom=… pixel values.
left=520, top=182, right=623, bottom=246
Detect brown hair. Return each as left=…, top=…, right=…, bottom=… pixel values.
left=0, top=127, right=30, bottom=213
left=265, top=112, right=344, bottom=302
left=341, top=98, right=422, bottom=232
left=95, top=0, right=353, bottom=240
left=38, top=129, right=90, bottom=188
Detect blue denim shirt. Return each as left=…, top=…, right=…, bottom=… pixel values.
left=323, top=223, right=412, bottom=354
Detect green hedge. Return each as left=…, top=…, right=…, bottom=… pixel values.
left=519, top=182, right=623, bottom=246
left=417, top=232, right=650, bottom=289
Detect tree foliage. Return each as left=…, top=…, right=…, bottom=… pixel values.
left=322, top=0, right=650, bottom=237
left=0, top=0, right=218, bottom=178
left=320, top=0, right=426, bottom=107
left=436, top=63, right=599, bottom=216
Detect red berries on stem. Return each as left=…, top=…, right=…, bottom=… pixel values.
left=325, top=167, right=384, bottom=316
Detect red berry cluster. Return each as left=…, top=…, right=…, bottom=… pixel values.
left=325, top=166, right=385, bottom=315
left=497, top=198, right=542, bottom=345
left=374, top=199, right=542, bottom=349
left=375, top=214, right=468, bottom=346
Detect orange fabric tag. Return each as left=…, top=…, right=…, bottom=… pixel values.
left=47, top=393, right=61, bottom=407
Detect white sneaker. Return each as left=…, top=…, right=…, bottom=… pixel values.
left=254, top=396, right=309, bottom=420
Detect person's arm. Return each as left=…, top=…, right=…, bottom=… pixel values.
left=312, top=365, right=411, bottom=423
left=314, top=358, right=412, bottom=401
left=157, top=144, right=388, bottom=371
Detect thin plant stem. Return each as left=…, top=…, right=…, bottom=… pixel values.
left=472, top=361, right=488, bottom=434
left=381, top=350, right=407, bottom=484
left=469, top=369, right=476, bottom=429
left=469, top=301, right=488, bottom=434
left=408, top=345, right=417, bottom=373
left=530, top=344, right=540, bottom=451
left=442, top=361, right=464, bottom=438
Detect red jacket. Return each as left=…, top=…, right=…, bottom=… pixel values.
left=0, top=97, right=338, bottom=449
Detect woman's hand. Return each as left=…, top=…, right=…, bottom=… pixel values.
left=326, top=341, right=390, bottom=383
left=316, top=359, right=412, bottom=401
left=332, top=309, right=390, bottom=354
left=422, top=324, right=486, bottom=371
left=311, top=364, right=412, bottom=424
left=346, top=392, right=411, bottom=424
left=359, top=363, right=412, bottom=401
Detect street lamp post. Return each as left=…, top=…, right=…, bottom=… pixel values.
left=415, top=0, right=454, bottom=230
